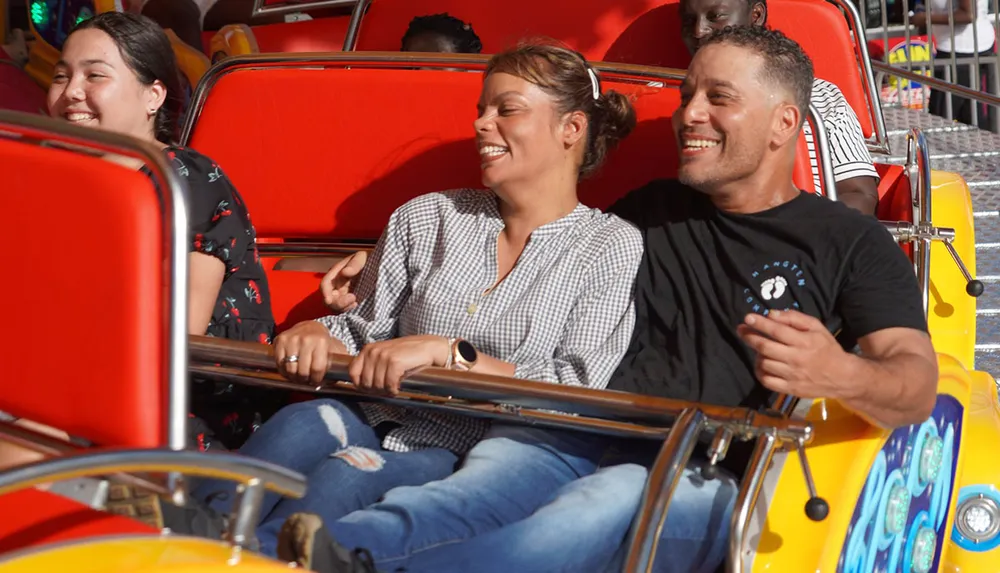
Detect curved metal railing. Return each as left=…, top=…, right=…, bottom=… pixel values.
left=188, top=335, right=820, bottom=572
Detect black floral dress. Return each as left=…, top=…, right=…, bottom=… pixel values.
left=161, top=146, right=289, bottom=451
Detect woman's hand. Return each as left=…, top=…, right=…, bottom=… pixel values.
left=320, top=250, right=368, bottom=313
left=349, top=335, right=451, bottom=396
left=274, top=321, right=348, bottom=385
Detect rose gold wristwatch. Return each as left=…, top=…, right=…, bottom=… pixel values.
left=449, top=338, right=479, bottom=371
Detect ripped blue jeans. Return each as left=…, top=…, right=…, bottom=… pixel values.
left=191, top=398, right=458, bottom=557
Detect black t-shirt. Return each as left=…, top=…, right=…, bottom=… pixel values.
left=607, top=179, right=927, bottom=412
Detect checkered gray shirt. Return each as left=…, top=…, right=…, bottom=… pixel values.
left=317, top=189, right=643, bottom=455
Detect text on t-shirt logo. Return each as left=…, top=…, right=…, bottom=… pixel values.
left=744, top=260, right=807, bottom=315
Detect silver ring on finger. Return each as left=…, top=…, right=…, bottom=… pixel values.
left=284, top=354, right=299, bottom=364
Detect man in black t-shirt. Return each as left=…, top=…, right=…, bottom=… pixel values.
left=275, top=27, right=939, bottom=573
left=423, top=27, right=936, bottom=573
left=605, top=27, right=935, bottom=427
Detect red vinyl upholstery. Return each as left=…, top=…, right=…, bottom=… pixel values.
left=249, top=16, right=352, bottom=53
left=0, top=489, right=157, bottom=553
left=186, top=62, right=817, bottom=329
left=353, top=0, right=875, bottom=138
left=0, top=137, right=166, bottom=448
left=353, top=0, right=666, bottom=57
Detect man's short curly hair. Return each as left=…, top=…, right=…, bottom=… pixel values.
left=700, top=26, right=813, bottom=126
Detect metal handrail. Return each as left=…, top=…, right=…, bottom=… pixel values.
left=810, top=103, right=839, bottom=200
left=623, top=409, right=708, bottom=572
left=182, top=52, right=686, bottom=145
left=189, top=336, right=812, bottom=442
left=872, top=60, right=1000, bottom=109
left=0, top=449, right=306, bottom=499
left=907, top=128, right=933, bottom=317
left=0, top=111, right=191, bottom=493
left=251, top=0, right=357, bottom=18
left=342, top=0, right=371, bottom=51
left=189, top=336, right=819, bottom=571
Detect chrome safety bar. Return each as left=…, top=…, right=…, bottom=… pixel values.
left=726, top=394, right=802, bottom=573
left=909, top=128, right=933, bottom=316
left=622, top=409, right=707, bottom=572
left=810, top=103, right=839, bottom=200
left=251, top=0, right=357, bottom=18
left=189, top=336, right=826, bottom=572
left=0, top=449, right=306, bottom=553
left=189, top=337, right=810, bottom=442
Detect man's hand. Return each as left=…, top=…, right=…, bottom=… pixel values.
left=274, top=321, right=348, bottom=385
left=320, top=250, right=368, bottom=313
left=348, top=335, right=452, bottom=396
left=736, top=309, right=852, bottom=400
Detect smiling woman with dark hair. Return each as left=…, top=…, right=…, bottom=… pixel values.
left=48, top=11, right=283, bottom=453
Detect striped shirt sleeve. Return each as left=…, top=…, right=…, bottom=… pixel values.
left=805, top=78, right=879, bottom=193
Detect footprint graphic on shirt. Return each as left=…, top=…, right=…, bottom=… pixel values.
left=760, top=276, right=788, bottom=301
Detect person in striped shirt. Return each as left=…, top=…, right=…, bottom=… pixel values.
left=680, top=0, right=881, bottom=215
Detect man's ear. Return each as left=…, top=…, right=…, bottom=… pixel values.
left=751, top=1, right=767, bottom=25
left=771, top=102, right=802, bottom=148
left=561, top=110, right=589, bottom=148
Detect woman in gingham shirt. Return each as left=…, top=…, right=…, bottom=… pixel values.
left=192, top=43, right=645, bottom=559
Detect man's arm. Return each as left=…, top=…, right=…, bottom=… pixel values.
left=837, top=327, right=937, bottom=427
left=737, top=313, right=937, bottom=428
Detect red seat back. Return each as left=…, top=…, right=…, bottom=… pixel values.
left=0, top=121, right=170, bottom=448
left=250, top=16, right=352, bottom=53
left=353, top=0, right=666, bottom=56
left=352, top=0, right=875, bottom=139
left=184, top=57, right=817, bottom=328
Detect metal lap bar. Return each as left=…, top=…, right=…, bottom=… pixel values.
left=191, top=337, right=820, bottom=571
left=189, top=336, right=811, bottom=443
left=623, top=409, right=707, bottom=573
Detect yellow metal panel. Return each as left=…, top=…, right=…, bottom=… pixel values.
left=0, top=536, right=292, bottom=573
left=927, top=170, right=977, bottom=371
left=749, top=355, right=976, bottom=571
left=940, top=369, right=1000, bottom=572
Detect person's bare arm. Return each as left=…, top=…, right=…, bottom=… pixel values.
left=188, top=252, right=226, bottom=335
left=836, top=327, right=938, bottom=427
left=914, top=0, right=975, bottom=26
left=836, top=176, right=879, bottom=216
left=738, top=311, right=937, bottom=429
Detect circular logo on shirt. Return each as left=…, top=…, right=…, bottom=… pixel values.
left=743, top=260, right=806, bottom=315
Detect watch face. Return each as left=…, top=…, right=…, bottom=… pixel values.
left=457, top=340, right=478, bottom=363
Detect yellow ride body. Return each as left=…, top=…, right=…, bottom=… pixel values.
left=0, top=536, right=290, bottom=572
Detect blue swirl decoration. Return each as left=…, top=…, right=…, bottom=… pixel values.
left=837, top=395, right=963, bottom=573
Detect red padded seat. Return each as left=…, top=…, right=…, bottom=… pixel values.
left=0, top=135, right=167, bottom=448
left=185, top=60, right=820, bottom=329
left=0, top=489, right=157, bottom=553
left=250, top=16, right=352, bottom=53
left=353, top=0, right=875, bottom=139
